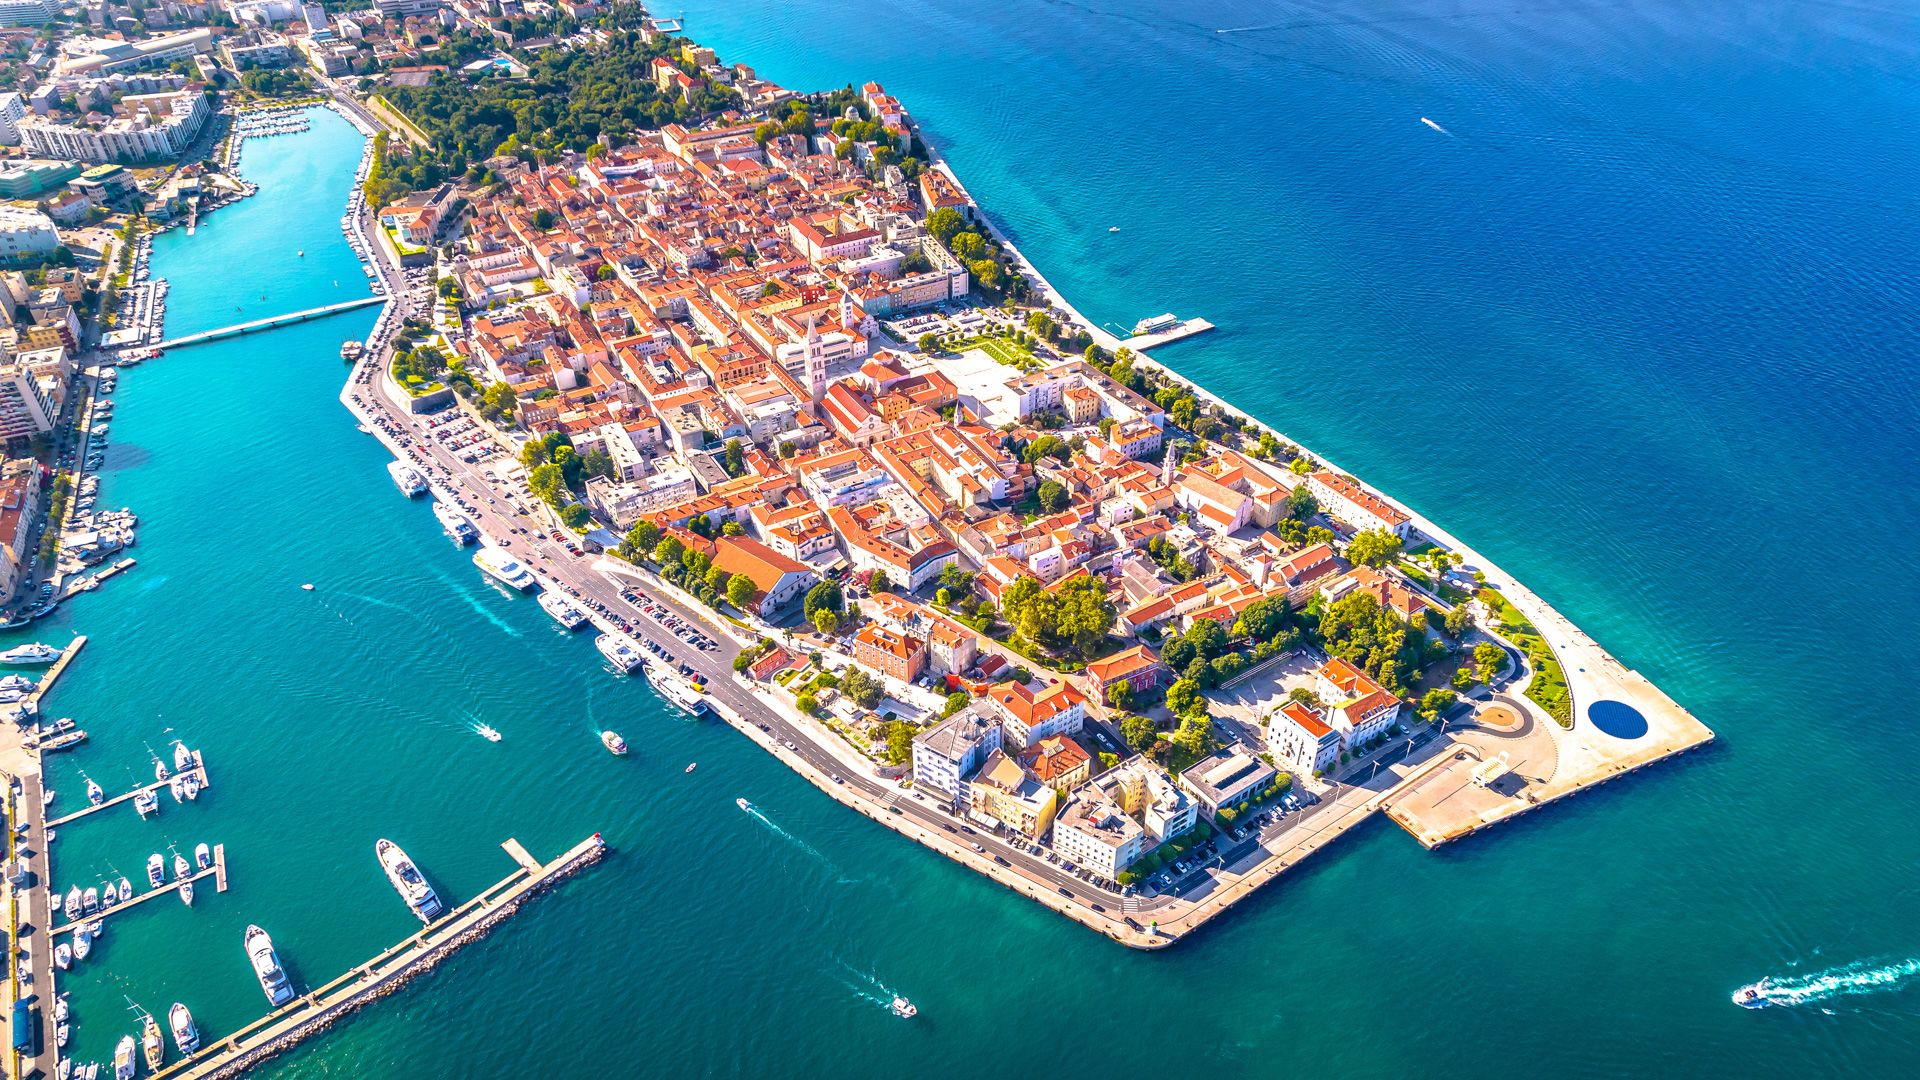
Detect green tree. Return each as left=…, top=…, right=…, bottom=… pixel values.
left=926, top=207, right=965, bottom=245
left=810, top=608, right=841, bottom=636
left=1120, top=714, right=1158, bottom=752
left=918, top=332, right=938, bottom=353
left=841, top=669, right=883, bottom=710
left=1165, top=678, right=1206, bottom=719
left=1286, top=485, right=1317, bottom=521
left=803, top=581, right=844, bottom=617
left=558, top=503, right=592, bottom=530
left=532, top=208, right=556, bottom=230
left=653, top=535, right=685, bottom=566
left=1474, top=640, right=1505, bottom=682
left=528, top=462, right=565, bottom=507
left=942, top=691, right=970, bottom=717
left=795, top=691, right=819, bottom=715
left=1417, top=688, right=1458, bottom=722
left=1347, top=528, right=1404, bottom=568
left=883, top=720, right=915, bottom=764
left=623, top=519, right=661, bottom=557
left=726, top=572, right=758, bottom=610
left=722, top=438, right=744, bottom=476
left=1104, top=681, right=1133, bottom=712
left=1036, top=479, right=1069, bottom=513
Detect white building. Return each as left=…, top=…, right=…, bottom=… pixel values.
left=1306, top=469, right=1412, bottom=540
left=19, top=90, right=210, bottom=163
left=0, top=207, right=58, bottom=259
left=1052, top=793, right=1143, bottom=880
left=0, top=93, right=25, bottom=146
left=1269, top=699, right=1342, bottom=777
left=0, top=361, right=58, bottom=439
left=0, top=0, right=55, bottom=27
left=583, top=466, right=695, bottom=528
left=374, top=0, right=446, bottom=12
left=910, top=704, right=1002, bottom=805
left=1179, top=747, right=1278, bottom=820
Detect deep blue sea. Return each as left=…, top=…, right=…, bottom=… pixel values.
left=23, top=2, right=1920, bottom=1074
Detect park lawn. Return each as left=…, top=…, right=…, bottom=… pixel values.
left=1479, top=589, right=1574, bottom=727
left=950, top=333, right=1041, bottom=371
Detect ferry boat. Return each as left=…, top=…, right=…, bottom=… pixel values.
left=433, top=501, right=479, bottom=546
left=594, top=633, right=642, bottom=673
left=0, top=642, right=60, bottom=664
left=386, top=460, right=429, bottom=498
left=170, top=1002, right=199, bottom=1054
left=114, top=1035, right=136, bottom=1080
left=891, top=996, right=918, bottom=1019
left=599, top=730, right=628, bottom=756
left=142, top=1012, right=164, bottom=1070
left=195, top=842, right=212, bottom=870
left=650, top=666, right=707, bottom=715
left=473, top=545, right=536, bottom=591
left=1130, top=312, right=1181, bottom=336
left=246, top=925, right=295, bottom=1007
left=537, top=590, right=589, bottom=630
left=147, top=853, right=165, bottom=887
left=340, top=340, right=364, bottom=362
left=376, top=838, right=444, bottom=923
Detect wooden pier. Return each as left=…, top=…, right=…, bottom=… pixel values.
left=47, top=761, right=210, bottom=827
left=49, top=844, right=226, bottom=937
left=147, top=833, right=606, bottom=1080
left=23, top=636, right=85, bottom=709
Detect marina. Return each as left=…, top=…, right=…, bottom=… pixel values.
left=45, top=759, right=210, bottom=827
left=47, top=846, right=227, bottom=938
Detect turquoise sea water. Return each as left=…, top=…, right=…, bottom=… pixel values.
left=24, top=0, right=1920, bottom=1071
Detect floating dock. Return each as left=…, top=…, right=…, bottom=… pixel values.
left=48, top=845, right=226, bottom=937
left=147, top=834, right=606, bottom=1079
left=23, top=636, right=86, bottom=709
left=46, top=761, right=210, bottom=827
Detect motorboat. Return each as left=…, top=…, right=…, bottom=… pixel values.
left=86, top=778, right=103, bottom=805
left=736, top=798, right=753, bottom=812
left=246, top=925, right=295, bottom=1007
left=72, top=924, right=91, bottom=961
left=1733, top=980, right=1773, bottom=1009
left=54, top=996, right=66, bottom=1022
left=891, top=996, right=918, bottom=1019
left=147, top=853, right=165, bottom=887
left=685, top=762, right=697, bottom=774
left=133, top=788, right=158, bottom=818
left=42, top=787, right=54, bottom=810
left=433, top=501, right=479, bottom=546
left=53, top=941, right=71, bottom=969
left=143, top=1011, right=164, bottom=1070
left=118, top=876, right=132, bottom=902
left=195, top=842, right=211, bottom=870
left=169, top=775, right=187, bottom=802
left=0, top=674, right=34, bottom=692
left=0, top=643, right=60, bottom=664
left=180, top=878, right=194, bottom=906
left=56, top=1021, right=68, bottom=1048
left=600, top=730, right=628, bottom=756
left=377, top=839, right=444, bottom=923
left=170, top=1002, right=199, bottom=1054
left=594, top=633, right=642, bottom=673
left=114, top=1035, right=136, bottom=1080
left=181, top=771, right=201, bottom=801
left=473, top=545, right=536, bottom=591
left=475, top=723, right=502, bottom=742
left=537, top=590, right=589, bottom=630
left=387, top=460, right=428, bottom=498
left=63, top=885, right=81, bottom=919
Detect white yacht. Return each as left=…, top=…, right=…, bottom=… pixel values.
left=377, top=839, right=444, bottom=923
left=147, top=853, right=165, bottom=887
left=246, top=925, right=295, bottom=1007
left=114, top=1036, right=136, bottom=1080
left=537, top=590, right=589, bottom=630
left=133, top=788, right=158, bottom=818
left=473, top=545, right=536, bottom=591
left=170, top=1002, right=199, bottom=1054
left=0, top=643, right=60, bottom=664
left=891, top=996, right=918, bottom=1019
left=195, top=842, right=212, bottom=870
left=650, top=665, right=707, bottom=715
left=386, top=460, right=428, bottom=498
left=594, top=633, right=643, bottom=673
left=432, top=501, right=479, bottom=545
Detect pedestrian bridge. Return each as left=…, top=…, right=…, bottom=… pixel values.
left=156, top=295, right=388, bottom=349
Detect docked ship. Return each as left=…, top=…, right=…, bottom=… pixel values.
left=114, top=1035, right=136, bottom=1080
left=472, top=545, right=536, bottom=591
left=386, top=460, right=428, bottom=498
left=146, top=853, right=165, bottom=887
left=376, top=838, right=444, bottom=923
left=170, top=1002, right=199, bottom=1054
left=340, top=340, right=364, bottom=362
left=246, top=925, right=295, bottom=1007
left=537, top=590, right=589, bottom=630
left=594, top=633, right=643, bottom=673
left=648, top=664, right=707, bottom=715
left=142, top=1011, right=164, bottom=1070
left=0, top=642, right=60, bottom=664
left=1130, top=312, right=1181, bottom=336
left=433, top=501, right=479, bottom=545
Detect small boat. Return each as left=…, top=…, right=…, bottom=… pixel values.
left=147, top=853, right=165, bottom=887
left=170, top=1001, right=199, bottom=1054
left=600, top=730, right=628, bottom=756
left=118, top=876, right=133, bottom=902
left=133, top=789, right=158, bottom=818
left=101, top=880, right=118, bottom=909
left=53, top=941, right=71, bottom=969
left=173, top=741, right=194, bottom=773
left=685, top=762, right=697, bottom=773
left=180, top=878, right=194, bottom=906
left=54, top=995, right=67, bottom=1022
left=115, top=1035, right=137, bottom=1080
left=63, top=885, right=81, bottom=919
left=301, top=583, right=315, bottom=591
left=86, top=778, right=103, bottom=805
left=246, top=925, right=295, bottom=1007
left=174, top=852, right=191, bottom=882
left=82, top=885, right=99, bottom=913
left=143, top=1011, right=164, bottom=1070
left=169, top=775, right=187, bottom=802
left=41, top=787, right=54, bottom=810
left=1733, top=980, right=1772, bottom=1009
left=891, top=995, right=917, bottom=1019
left=1108, top=226, right=1120, bottom=233
left=155, top=758, right=170, bottom=783
left=736, top=797, right=753, bottom=813
left=475, top=723, right=501, bottom=742
left=182, top=772, right=201, bottom=801
left=55, top=1060, right=69, bottom=1080
left=56, top=1021, right=68, bottom=1047
left=73, top=923, right=91, bottom=961
left=195, top=842, right=211, bottom=870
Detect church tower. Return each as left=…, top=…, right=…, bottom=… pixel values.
left=804, top=313, right=828, bottom=404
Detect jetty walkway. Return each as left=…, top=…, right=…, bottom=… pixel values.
left=156, top=297, right=385, bottom=349
left=46, top=760, right=211, bottom=827
left=48, top=845, right=227, bottom=937
left=148, top=834, right=606, bottom=1079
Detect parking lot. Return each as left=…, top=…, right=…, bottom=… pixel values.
left=424, top=410, right=500, bottom=464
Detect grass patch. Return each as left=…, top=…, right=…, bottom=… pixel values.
left=949, top=333, right=1042, bottom=372
left=1478, top=589, right=1572, bottom=727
